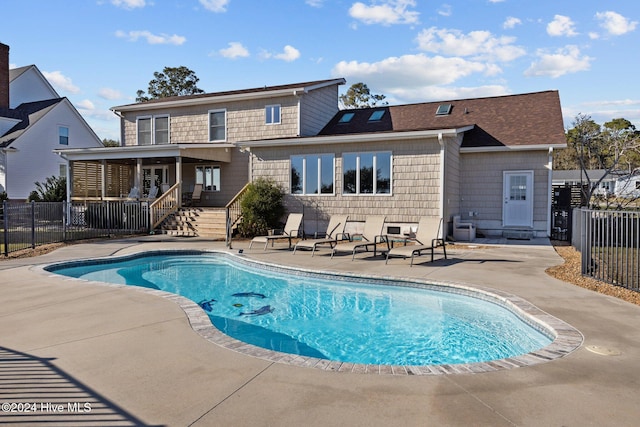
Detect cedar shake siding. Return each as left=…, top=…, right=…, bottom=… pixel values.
left=240, top=90, right=566, bottom=238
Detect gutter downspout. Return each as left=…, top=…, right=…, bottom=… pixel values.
left=438, top=133, right=445, bottom=239
left=547, top=147, right=554, bottom=238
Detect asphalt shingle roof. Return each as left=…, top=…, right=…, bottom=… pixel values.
left=319, top=90, right=566, bottom=148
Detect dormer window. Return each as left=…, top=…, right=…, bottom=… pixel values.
left=368, top=110, right=385, bottom=121
left=338, top=112, right=355, bottom=123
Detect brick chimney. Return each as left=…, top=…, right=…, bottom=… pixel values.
left=0, top=43, right=9, bottom=109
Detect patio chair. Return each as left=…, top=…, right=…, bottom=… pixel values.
left=385, top=217, right=447, bottom=266
left=330, top=215, right=386, bottom=260
left=453, top=215, right=476, bottom=241
left=249, top=213, right=304, bottom=250
left=147, top=185, right=158, bottom=200
left=184, top=184, right=203, bottom=206
left=125, top=187, right=140, bottom=199
left=292, top=215, right=350, bottom=256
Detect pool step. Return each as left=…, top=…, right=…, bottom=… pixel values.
left=158, top=207, right=226, bottom=239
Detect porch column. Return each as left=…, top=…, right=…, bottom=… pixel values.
left=176, top=156, right=182, bottom=205
left=136, top=159, right=142, bottom=193
left=101, top=160, right=107, bottom=200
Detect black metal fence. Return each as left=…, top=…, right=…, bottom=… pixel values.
left=576, top=208, right=640, bottom=291
left=2, top=201, right=150, bottom=256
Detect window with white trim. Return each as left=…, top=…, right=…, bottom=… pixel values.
left=265, top=104, right=281, bottom=125
left=137, top=115, right=169, bottom=145
left=58, top=126, right=69, bottom=145
left=342, top=151, right=392, bottom=195
left=209, top=109, right=226, bottom=142
left=196, top=165, right=221, bottom=191
left=291, top=154, right=334, bottom=195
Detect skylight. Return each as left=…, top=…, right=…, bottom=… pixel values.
left=435, top=104, right=452, bottom=116
left=338, top=112, right=355, bottom=123
left=368, top=110, right=385, bottom=121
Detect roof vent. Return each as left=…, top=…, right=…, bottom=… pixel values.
left=435, top=104, right=452, bottom=116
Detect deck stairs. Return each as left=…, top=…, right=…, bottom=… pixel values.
left=157, top=207, right=226, bottom=239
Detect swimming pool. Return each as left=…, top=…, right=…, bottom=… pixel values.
left=45, top=251, right=582, bottom=372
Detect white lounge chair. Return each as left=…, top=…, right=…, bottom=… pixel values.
left=385, top=217, right=447, bottom=266
left=249, top=213, right=303, bottom=250
left=293, top=215, right=349, bottom=256
left=330, top=215, right=386, bottom=260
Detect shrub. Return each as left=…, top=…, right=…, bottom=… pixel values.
left=28, top=176, right=67, bottom=202
left=237, top=178, right=285, bottom=237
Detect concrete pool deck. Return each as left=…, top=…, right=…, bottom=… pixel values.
left=1, top=237, right=639, bottom=426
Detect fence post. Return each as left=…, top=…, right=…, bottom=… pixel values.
left=31, top=201, right=36, bottom=249
left=3, top=201, right=7, bottom=256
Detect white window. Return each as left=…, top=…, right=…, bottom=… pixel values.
left=342, top=151, right=392, bottom=195
left=58, top=126, right=69, bottom=145
left=209, top=109, right=226, bottom=142
left=59, top=164, right=67, bottom=178
left=265, top=104, right=281, bottom=125
left=196, top=165, right=221, bottom=191
left=137, top=115, right=169, bottom=145
left=290, top=154, right=334, bottom=195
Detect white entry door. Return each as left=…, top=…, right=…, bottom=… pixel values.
left=503, top=171, right=533, bottom=227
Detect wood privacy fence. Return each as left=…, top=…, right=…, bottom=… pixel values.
left=2, top=201, right=150, bottom=256
left=575, top=208, right=640, bottom=291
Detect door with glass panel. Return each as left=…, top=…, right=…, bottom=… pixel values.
left=503, top=171, right=533, bottom=227
left=142, top=166, right=168, bottom=197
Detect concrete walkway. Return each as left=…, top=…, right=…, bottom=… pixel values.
left=1, top=237, right=639, bottom=426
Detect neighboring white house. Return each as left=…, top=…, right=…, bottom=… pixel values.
left=614, top=170, right=640, bottom=199
left=552, top=169, right=627, bottom=197
left=0, top=42, right=103, bottom=199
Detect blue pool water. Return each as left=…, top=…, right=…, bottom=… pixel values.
left=47, top=252, right=552, bottom=366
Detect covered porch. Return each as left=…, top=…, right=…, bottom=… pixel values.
left=55, top=143, right=236, bottom=228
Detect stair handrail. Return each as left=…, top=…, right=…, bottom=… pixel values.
left=225, top=182, right=250, bottom=248
left=149, top=183, right=180, bottom=229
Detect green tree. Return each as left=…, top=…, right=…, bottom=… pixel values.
left=339, top=82, right=388, bottom=109
left=237, top=178, right=285, bottom=237
left=28, top=176, right=67, bottom=202
left=136, top=66, right=205, bottom=102
left=102, top=138, right=120, bottom=147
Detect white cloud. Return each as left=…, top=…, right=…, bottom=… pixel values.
left=438, top=4, right=452, bottom=17
left=389, top=85, right=510, bottom=103
left=98, top=88, right=123, bottom=100
left=274, top=45, right=300, bottom=61
left=547, top=15, right=578, bottom=37
left=415, top=27, right=526, bottom=62
left=77, top=99, right=95, bottom=110
left=332, top=54, right=491, bottom=89
left=219, top=42, right=249, bottom=59
left=488, top=0, right=505, bottom=3
left=42, top=71, right=80, bottom=94
left=503, top=17, right=521, bottom=30
left=111, top=0, right=145, bottom=9
left=305, top=0, right=325, bottom=7
left=199, top=0, right=229, bottom=13
left=525, top=45, right=592, bottom=78
left=349, top=0, right=419, bottom=26
left=115, top=30, right=186, bottom=45
left=261, top=45, right=301, bottom=62
left=595, top=11, right=638, bottom=36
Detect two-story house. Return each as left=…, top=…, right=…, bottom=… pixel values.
left=56, top=78, right=346, bottom=233
left=0, top=43, right=103, bottom=199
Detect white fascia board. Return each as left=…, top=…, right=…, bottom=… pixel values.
left=460, top=143, right=567, bottom=153
left=237, top=126, right=472, bottom=149
left=54, top=143, right=234, bottom=161
left=111, top=79, right=346, bottom=113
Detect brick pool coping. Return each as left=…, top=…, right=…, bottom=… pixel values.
left=39, top=249, right=584, bottom=375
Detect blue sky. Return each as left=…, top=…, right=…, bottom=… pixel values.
left=2, top=0, right=638, bottom=141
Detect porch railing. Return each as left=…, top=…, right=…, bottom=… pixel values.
left=225, top=183, right=250, bottom=248
left=149, top=183, right=180, bottom=229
